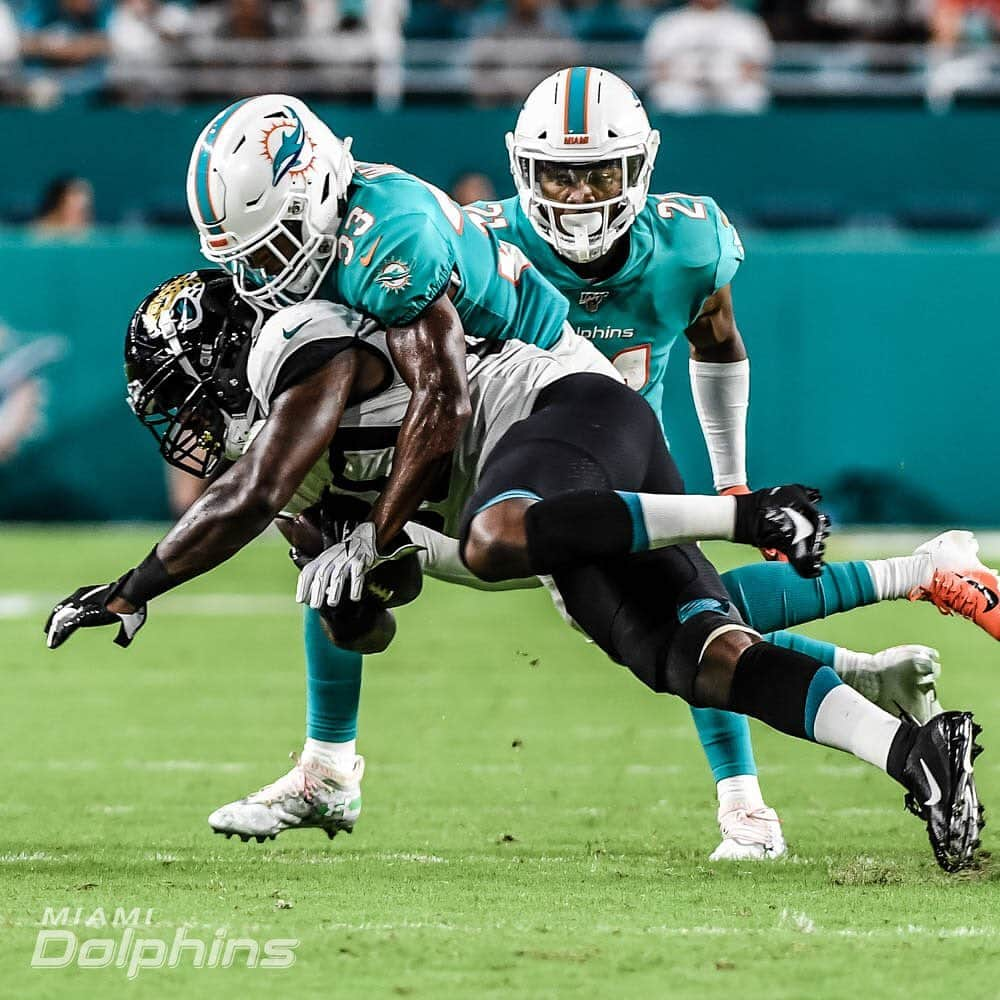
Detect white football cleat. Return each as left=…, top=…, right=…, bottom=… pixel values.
left=709, top=803, right=786, bottom=861
left=839, top=644, right=943, bottom=724
left=208, top=751, right=364, bottom=842
left=914, top=530, right=987, bottom=574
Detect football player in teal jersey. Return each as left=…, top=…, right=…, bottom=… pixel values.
left=177, top=92, right=994, bottom=859
left=470, top=66, right=1000, bottom=857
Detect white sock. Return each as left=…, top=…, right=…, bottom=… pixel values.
left=832, top=646, right=874, bottom=675
left=716, top=774, right=765, bottom=812
left=832, top=647, right=879, bottom=704
left=631, top=494, right=736, bottom=548
left=865, top=553, right=933, bottom=601
left=812, top=685, right=902, bottom=770
left=303, top=737, right=356, bottom=774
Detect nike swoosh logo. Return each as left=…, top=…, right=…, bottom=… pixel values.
left=919, top=758, right=942, bottom=807
left=963, top=576, right=999, bottom=612
left=782, top=507, right=814, bottom=545
left=282, top=320, right=310, bottom=340
left=359, top=236, right=382, bottom=267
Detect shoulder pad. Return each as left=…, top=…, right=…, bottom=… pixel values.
left=647, top=193, right=744, bottom=290
left=249, top=300, right=365, bottom=409
left=344, top=211, right=456, bottom=328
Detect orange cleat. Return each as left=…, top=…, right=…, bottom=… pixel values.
left=911, top=567, right=1000, bottom=641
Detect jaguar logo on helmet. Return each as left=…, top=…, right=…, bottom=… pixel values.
left=260, top=108, right=316, bottom=186
left=141, top=272, right=206, bottom=339
left=375, top=260, right=412, bottom=293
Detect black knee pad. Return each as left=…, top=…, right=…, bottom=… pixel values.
left=663, top=605, right=749, bottom=703
left=523, top=490, right=633, bottom=574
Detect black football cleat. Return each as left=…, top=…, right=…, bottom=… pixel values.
left=733, top=485, right=829, bottom=579
left=899, top=710, right=984, bottom=873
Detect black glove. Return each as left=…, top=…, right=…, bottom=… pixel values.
left=44, top=582, right=148, bottom=650
left=733, top=485, right=829, bottom=579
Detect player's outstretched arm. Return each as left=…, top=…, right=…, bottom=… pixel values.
left=371, top=294, right=472, bottom=546
left=45, top=352, right=361, bottom=649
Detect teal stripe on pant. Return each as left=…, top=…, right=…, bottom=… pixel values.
left=304, top=607, right=363, bottom=743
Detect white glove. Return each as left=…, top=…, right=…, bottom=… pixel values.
left=295, top=521, right=423, bottom=608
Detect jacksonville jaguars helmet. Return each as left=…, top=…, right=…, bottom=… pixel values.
left=506, top=67, right=660, bottom=263
left=125, top=269, right=264, bottom=477
left=187, top=94, right=356, bottom=310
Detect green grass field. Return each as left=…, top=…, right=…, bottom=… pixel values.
left=2, top=527, right=1000, bottom=999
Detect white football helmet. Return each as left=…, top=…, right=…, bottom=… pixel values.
left=187, top=94, right=356, bottom=310
left=506, top=67, right=660, bottom=263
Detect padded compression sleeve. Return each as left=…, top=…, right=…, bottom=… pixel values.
left=689, top=359, right=749, bottom=491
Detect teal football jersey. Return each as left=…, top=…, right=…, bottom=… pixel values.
left=323, top=164, right=568, bottom=349
left=467, top=194, right=744, bottom=415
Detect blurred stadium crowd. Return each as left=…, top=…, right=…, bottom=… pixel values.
left=1, top=0, right=1000, bottom=108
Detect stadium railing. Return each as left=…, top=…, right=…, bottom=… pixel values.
left=5, top=40, right=1000, bottom=109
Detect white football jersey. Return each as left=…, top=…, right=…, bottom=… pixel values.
left=246, top=300, right=620, bottom=534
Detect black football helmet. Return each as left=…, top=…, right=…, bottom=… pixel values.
left=125, top=269, right=265, bottom=477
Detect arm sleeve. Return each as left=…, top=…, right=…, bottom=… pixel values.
left=354, top=214, right=457, bottom=328
left=689, top=357, right=749, bottom=491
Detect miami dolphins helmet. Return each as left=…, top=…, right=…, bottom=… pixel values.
left=506, top=67, right=660, bottom=263
left=187, top=95, right=355, bottom=310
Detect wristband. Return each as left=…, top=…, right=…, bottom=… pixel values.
left=110, top=547, right=178, bottom=607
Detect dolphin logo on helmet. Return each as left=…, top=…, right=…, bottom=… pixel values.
left=270, top=109, right=307, bottom=186
left=187, top=94, right=355, bottom=310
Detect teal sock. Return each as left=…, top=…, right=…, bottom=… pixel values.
left=689, top=707, right=758, bottom=781
left=304, top=608, right=362, bottom=743
left=764, top=630, right=838, bottom=667
left=722, top=560, right=877, bottom=634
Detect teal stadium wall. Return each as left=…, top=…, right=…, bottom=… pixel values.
left=1, top=108, right=998, bottom=523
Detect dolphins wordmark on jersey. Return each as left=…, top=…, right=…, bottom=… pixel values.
left=466, top=192, right=744, bottom=415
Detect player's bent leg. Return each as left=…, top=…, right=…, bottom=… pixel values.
left=692, top=626, right=983, bottom=872
left=462, top=496, right=537, bottom=582
left=721, top=531, right=1000, bottom=642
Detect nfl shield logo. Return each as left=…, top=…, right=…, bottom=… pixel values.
left=578, top=290, right=612, bottom=314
